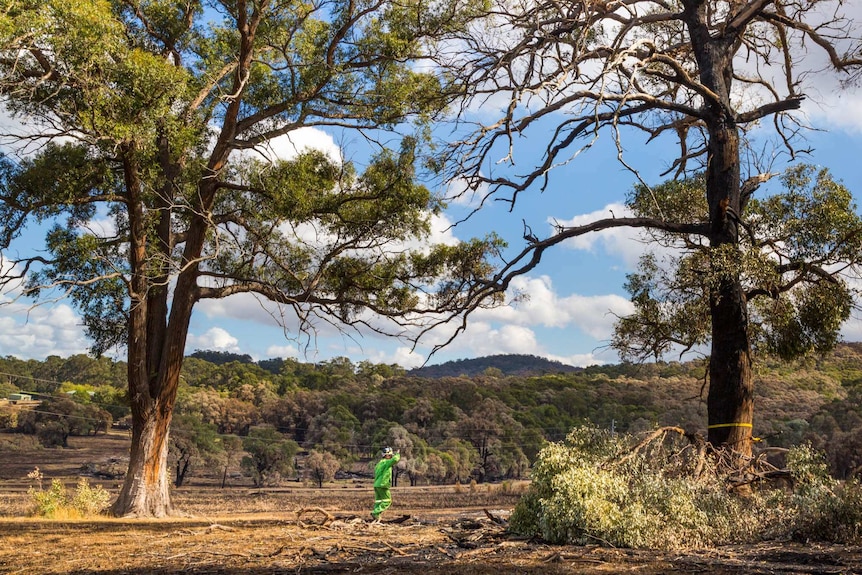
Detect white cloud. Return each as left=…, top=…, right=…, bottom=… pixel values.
left=806, top=90, right=862, bottom=134
left=842, top=318, right=862, bottom=342
left=789, top=2, right=862, bottom=133
left=477, top=275, right=633, bottom=337
left=428, top=213, right=461, bottom=246
left=196, top=295, right=247, bottom=321
left=840, top=272, right=862, bottom=341
left=393, top=212, right=460, bottom=253
left=238, top=127, right=342, bottom=165
left=445, top=175, right=490, bottom=208
left=428, top=321, right=541, bottom=357
left=0, top=259, right=90, bottom=359
left=0, top=304, right=90, bottom=359
left=327, top=271, right=633, bottom=368
left=0, top=104, right=71, bottom=158
left=362, top=346, right=427, bottom=369
left=84, top=216, right=117, bottom=239
left=544, top=351, right=611, bottom=368
left=411, top=320, right=617, bottom=368
left=264, top=344, right=300, bottom=359
left=186, top=327, right=240, bottom=353
left=197, top=293, right=293, bottom=326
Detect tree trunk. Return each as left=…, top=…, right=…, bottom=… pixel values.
left=684, top=0, right=755, bottom=461
left=703, top=123, right=754, bottom=460
left=112, top=144, right=181, bottom=517
left=176, top=457, right=191, bottom=488
left=703, top=123, right=754, bottom=459
left=707, top=277, right=754, bottom=455
left=111, top=403, right=174, bottom=517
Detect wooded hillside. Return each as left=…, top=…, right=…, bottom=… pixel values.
left=2, top=343, right=860, bottom=483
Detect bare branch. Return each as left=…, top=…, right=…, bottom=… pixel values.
left=761, top=9, right=862, bottom=75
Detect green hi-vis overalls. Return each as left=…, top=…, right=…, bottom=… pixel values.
left=372, top=453, right=400, bottom=518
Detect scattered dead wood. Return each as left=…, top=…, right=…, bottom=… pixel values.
left=202, top=523, right=237, bottom=533
left=483, top=508, right=507, bottom=525
left=171, top=523, right=238, bottom=536
left=382, top=540, right=409, bottom=556
left=296, top=506, right=335, bottom=526
left=612, top=426, right=701, bottom=469
left=441, top=515, right=509, bottom=550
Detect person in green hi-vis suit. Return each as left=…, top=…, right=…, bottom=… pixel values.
left=371, top=447, right=400, bottom=521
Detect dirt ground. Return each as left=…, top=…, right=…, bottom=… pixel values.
left=1, top=432, right=861, bottom=575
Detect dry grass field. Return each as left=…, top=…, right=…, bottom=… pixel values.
left=1, top=432, right=861, bottom=574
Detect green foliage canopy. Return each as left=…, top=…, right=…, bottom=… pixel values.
left=614, top=166, right=862, bottom=362
left=0, top=0, right=502, bottom=356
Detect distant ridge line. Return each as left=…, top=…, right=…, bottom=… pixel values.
left=408, top=354, right=583, bottom=378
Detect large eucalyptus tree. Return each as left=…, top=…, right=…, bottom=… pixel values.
left=443, top=0, right=862, bottom=459
left=0, top=0, right=497, bottom=517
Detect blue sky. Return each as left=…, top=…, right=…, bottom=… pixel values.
left=2, top=16, right=862, bottom=369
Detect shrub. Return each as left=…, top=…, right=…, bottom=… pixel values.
left=0, top=406, right=18, bottom=430
left=305, top=450, right=340, bottom=488
left=511, top=427, right=862, bottom=549
left=787, top=480, right=862, bottom=543
left=27, top=468, right=111, bottom=518
left=510, top=425, right=767, bottom=549
left=18, top=397, right=112, bottom=447
left=0, top=434, right=41, bottom=452
left=36, top=420, right=70, bottom=448
left=781, top=445, right=862, bottom=544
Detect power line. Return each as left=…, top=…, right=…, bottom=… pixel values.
left=17, top=408, right=111, bottom=425
left=0, top=370, right=77, bottom=388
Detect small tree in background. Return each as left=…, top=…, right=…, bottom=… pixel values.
left=17, top=396, right=111, bottom=447
left=168, top=415, right=223, bottom=488
left=438, top=438, right=480, bottom=484
left=305, top=450, right=340, bottom=488
left=91, top=386, right=129, bottom=422
left=424, top=451, right=450, bottom=485
left=388, top=427, right=432, bottom=486
left=306, top=405, right=360, bottom=463
left=217, top=435, right=245, bottom=489
left=241, top=425, right=299, bottom=487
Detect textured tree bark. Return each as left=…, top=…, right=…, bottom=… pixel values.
left=704, top=123, right=753, bottom=457
left=111, top=144, right=182, bottom=517
left=707, top=276, right=754, bottom=456
left=111, top=403, right=174, bottom=517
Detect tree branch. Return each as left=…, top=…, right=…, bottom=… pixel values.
left=736, top=95, right=805, bottom=124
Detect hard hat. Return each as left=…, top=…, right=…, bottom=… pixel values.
left=382, top=446, right=394, bottom=456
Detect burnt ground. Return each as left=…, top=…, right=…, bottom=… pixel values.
left=1, top=432, right=861, bottom=574
left=2, top=512, right=860, bottom=575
